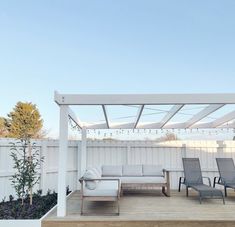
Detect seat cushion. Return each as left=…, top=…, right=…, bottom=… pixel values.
left=120, top=176, right=166, bottom=184
left=122, top=165, right=143, bottom=176
left=102, top=165, right=122, bottom=176
left=83, top=180, right=119, bottom=197
left=143, top=165, right=163, bottom=176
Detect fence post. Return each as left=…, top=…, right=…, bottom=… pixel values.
left=126, top=144, right=131, bottom=165
left=40, top=140, right=48, bottom=195
left=217, top=141, right=225, bottom=158
left=182, top=143, right=187, bottom=158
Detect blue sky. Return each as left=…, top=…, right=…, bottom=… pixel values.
left=0, top=0, right=235, bottom=138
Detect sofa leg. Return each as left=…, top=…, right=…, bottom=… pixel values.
left=162, top=186, right=170, bottom=197
left=162, top=186, right=165, bottom=195
left=120, top=187, right=124, bottom=196
left=117, top=199, right=120, bottom=215
left=80, top=198, right=84, bottom=215
left=166, top=185, right=171, bottom=197
left=161, top=186, right=168, bottom=197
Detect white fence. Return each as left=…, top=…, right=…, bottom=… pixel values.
left=1, top=138, right=235, bottom=200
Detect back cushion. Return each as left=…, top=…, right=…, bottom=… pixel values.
left=143, top=165, right=163, bottom=176
left=102, top=165, right=123, bottom=176
left=123, top=165, right=143, bottom=176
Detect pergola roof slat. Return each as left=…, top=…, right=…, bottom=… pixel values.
left=68, top=107, right=83, bottom=129
left=102, top=105, right=110, bottom=129
left=134, top=105, right=144, bottom=128
left=159, top=104, right=184, bottom=128
left=213, top=110, right=235, bottom=127
left=185, top=104, right=224, bottom=128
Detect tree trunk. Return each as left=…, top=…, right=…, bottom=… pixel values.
left=30, top=188, right=33, bottom=205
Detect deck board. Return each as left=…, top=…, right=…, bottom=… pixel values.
left=43, top=190, right=235, bottom=227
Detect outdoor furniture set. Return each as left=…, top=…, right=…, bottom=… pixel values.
left=79, top=158, right=235, bottom=215
left=79, top=164, right=170, bottom=215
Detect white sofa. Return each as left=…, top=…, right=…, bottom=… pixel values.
left=101, top=164, right=170, bottom=196
left=80, top=164, right=170, bottom=215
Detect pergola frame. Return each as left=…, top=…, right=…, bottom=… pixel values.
left=54, top=91, right=235, bottom=217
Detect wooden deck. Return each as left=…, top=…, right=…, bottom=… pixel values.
left=42, top=190, right=235, bottom=227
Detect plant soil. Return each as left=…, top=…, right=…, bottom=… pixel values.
left=0, top=190, right=71, bottom=219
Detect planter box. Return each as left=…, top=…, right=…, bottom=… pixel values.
left=0, top=220, right=41, bottom=227
left=0, top=191, right=73, bottom=227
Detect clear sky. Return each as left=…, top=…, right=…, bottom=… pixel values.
left=0, top=0, right=235, bottom=139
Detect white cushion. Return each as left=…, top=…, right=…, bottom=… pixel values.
left=94, top=166, right=102, bottom=176
left=83, top=180, right=119, bottom=197
left=122, top=165, right=142, bottom=176
left=102, top=165, right=122, bottom=176
left=142, top=165, right=163, bottom=176
left=120, top=176, right=166, bottom=184
left=83, top=169, right=98, bottom=190
left=91, top=167, right=101, bottom=178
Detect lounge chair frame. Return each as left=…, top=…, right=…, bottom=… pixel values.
left=214, top=158, right=235, bottom=197
left=182, top=158, right=225, bottom=204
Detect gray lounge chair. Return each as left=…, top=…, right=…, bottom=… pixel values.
left=214, top=158, right=235, bottom=197
left=182, top=158, right=224, bottom=204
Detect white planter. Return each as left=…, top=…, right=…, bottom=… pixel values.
left=0, top=220, right=41, bottom=227
left=0, top=202, right=52, bottom=227
left=0, top=191, right=73, bottom=227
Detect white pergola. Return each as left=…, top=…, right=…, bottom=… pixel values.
left=54, top=91, right=235, bottom=216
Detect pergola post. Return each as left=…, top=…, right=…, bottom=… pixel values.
left=80, top=128, right=87, bottom=176
left=57, top=105, right=69, bottom=217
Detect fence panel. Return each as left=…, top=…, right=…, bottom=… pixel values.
left=1, top=139, right=235, bottom=199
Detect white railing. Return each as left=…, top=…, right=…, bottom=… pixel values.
left=1, top=138, right=235, bottom=200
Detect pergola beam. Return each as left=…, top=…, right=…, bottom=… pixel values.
left=134, top=105, right=144, bottom=128
left=102, top=105, right=110, bottom=129
left=87, top=122, right=135, bottom=129
left=218, top=122, right=235, bottom=128
left=54, top=92, right=235, bottom=105
left=163, top=122, right=186, bottom=129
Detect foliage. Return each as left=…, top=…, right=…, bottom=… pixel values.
left=0, top=187, right=71, bottom=219
left=158, top=132, right=179, bottom=141
left=5, top=102, right=43, bottom=139
left=0, top=117, right=8, bottom=137
left=10, top=139, right=44, bottom=205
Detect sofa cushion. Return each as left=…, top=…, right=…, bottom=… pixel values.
left=102, top=165, right=122, bottom=177
left=120, top=176, right=166, bottom=184
left=83, top=169, right=98, bottom=190
left=83, top=180, right=119, bottom=197
left=142, top=165, right=163, bottom=176
left=122, top=165, right=142, bottom=176
left=92, top=167, right=102, bottom=178
left=94, top=166, right=102, bottom=176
